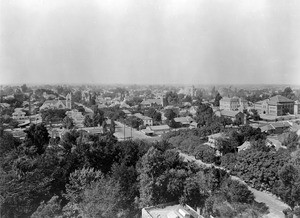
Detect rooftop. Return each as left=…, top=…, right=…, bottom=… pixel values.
left=148, top=125, right=170, bottom=131
left=143, top=203, right=202, bottom=218
left=268, top=95, right=294, bottom=103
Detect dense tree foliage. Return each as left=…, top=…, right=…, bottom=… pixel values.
left=40, top=109, right=69, bottom=125
left=214, top=92, right=222, bottom=107
left=165, top=91, right=179, bottom=105
left=0, top=121, right=269, bottom=218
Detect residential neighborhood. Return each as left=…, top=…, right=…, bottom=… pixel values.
left=1, top=83, right=300, bottom=217
left=1, top=0, right=300, bottom=217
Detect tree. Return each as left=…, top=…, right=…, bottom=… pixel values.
left=23, top=123, right=50, bottom=155
left=65, top=167, right=103, bottom=204
left=0, top=132, right=21, bottom=158
left=281, top=87, right=296, bottom=100
left=84, top=115, right=93, bottom=127
left=282, top=132, right=299, bottom=152
left=164, top=109, right=177, bottom=120
left=63, top=116, right=74, bottom=129
left=168, top=118, right=180, bottom=128
left=31, top=195, right=62, bottom=218
left=63, top=168, right=121, bottom=218
left=215, top=138, right=238, bottom=156
left=145, top=108, right=161, bottom=123
left=276, top=164, right=300, bottom=209
left=221, top=179, right=254, bottom=204
left=180, top=172, right=210, bottom=210
left=21, top=84, right=28, bottom=93
left=194, top=144, right=216, bottom=163
left=92, top=108, right=105, bottom=127
left=195, top=103, right=214, bottom=127
left=165, top=91, right=179, bottom=105
left=138, top=146, right=185, bottom=207
left=250, top=109, right=260, bottom=121
left=214, top=92, right=222, bottom=107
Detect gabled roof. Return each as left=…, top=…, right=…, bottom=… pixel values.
left=134, top=113, right=152, bottom=120
left=268, top=95, right=294, bottom=103
left=259, top=124, right=275, bottom=132
left=270, top=121, right=291, bottom=128
left=174, top=116, right=194, bottom=124
left=148, top=125, right=170, bottom=131
left=238, top=141, right=251, bottom=151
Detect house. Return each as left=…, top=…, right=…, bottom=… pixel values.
left=207, top=133, right=224, bottom=148
left=122, top=109, right=132, bottom=117
left=12, top=108, right=28, bottom=123
left=237, top=141, right=251, bottom=152
left=266, top=137, right=286, bottom=151
left=40, top=93, right=72, bottom=110
left=259, top=121, right=291, bottom=134
left=80, top=127, right=104, bottom=135
left=146, top=125, right=170, bottom=135
left=215, top=110, right=246, bottom=124
left=120, top=101, right=131, bottom=109
left=174, top=116, right=195, bottom=127
left=254, top=95, right=295, bottom=116
left=141, top=98, right=166, bottom=107
left=65, top=109, right=85, bottom=127
left=188, top=106, right=198, bottom=116
left=220, top=97, right=248, bottom=111
left=4, top=128, right=26, bottom=140
left=81, top=90, right=91, bottom=102
left=134, top=113, right=153, bottom=126
left=142, top=202, right=203, bottom=218
left=0, top=103, right=10, bottom=109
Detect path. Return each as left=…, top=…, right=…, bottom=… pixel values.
left=179, top=152, right=290, bottom=218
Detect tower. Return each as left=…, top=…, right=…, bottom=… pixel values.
left=66, top=93, right=72, bottom=109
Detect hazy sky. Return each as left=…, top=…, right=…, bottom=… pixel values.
left=0, top=0, right=300, bottom=85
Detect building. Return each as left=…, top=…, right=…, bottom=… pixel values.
left=215, top=110, right=246, bottom=124
left=12, top=108, right=27, bottom=122
left=81, top=90, right=91, bottom=102
left=146, top=125, right=171, bottom=135
left=259, top=121, right=291, bottom=134
left=134, top=113, right=153, bottom=126
left=237, top=141, right=251, bottom=152
left=254, top=95, right=295, bottom=116
left=174, top=116, right=195, bottom=127
left=40, top=93, right=72, bottom=110
left=219, top=97, right=248, bottom=111
left=178, top=85, right=196, bottom=97
left=294, top=100, right=300, bottom=115
left=141, top=97, right=166, bottom=107
left=65, top=109, right=85, bottom=127
left=142, top=202, right=203, bottom=218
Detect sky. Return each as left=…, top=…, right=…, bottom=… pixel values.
left=0, top=0, right=300, bottom=85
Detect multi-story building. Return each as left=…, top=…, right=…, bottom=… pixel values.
left=219, top=97, right=247, bottom=111
left=134, top=113, right=153, bottom=126
left=40, top=93, right=72, bottom=110
left=254, top=95, right=295, bottom=116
